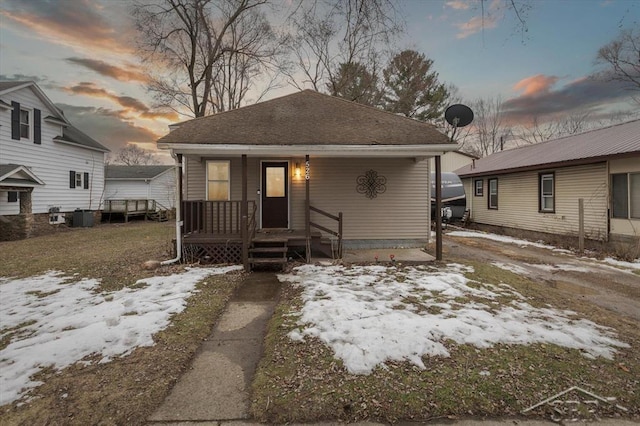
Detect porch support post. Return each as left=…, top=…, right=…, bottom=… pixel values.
left=435, top=154, right=443, bottom=261
left=241, top=154, right=249, bottom=271
left=305, top=154, right=311, bottom=263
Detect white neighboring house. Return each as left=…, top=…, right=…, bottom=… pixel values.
left=104, top=165, right=176, bottom=210
left=0, top=81, right=109, bottom=241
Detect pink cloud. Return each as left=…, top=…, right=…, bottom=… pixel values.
left=513, top=74, right=559, bottom=96
left=445, top=0, right=471, bottom=10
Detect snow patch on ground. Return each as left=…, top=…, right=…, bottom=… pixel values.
left=447, top=230, right=572, bottom=253
left=491, top=262, right=530, bottom=275
left=279, top=264, right=628, bottom=375
left=0, top=266, right=242, bottom=406
left=528, top=263, right=594, bottom=273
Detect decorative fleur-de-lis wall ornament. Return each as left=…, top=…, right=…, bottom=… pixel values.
left=356, top=169, right=387, bottom=199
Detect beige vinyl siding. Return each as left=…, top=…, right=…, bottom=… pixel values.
left=466, top=164, right=608, bottom=240
left=609, top=156, right=640, bottom=238
left=184, top=156, right=430, bottom=242
left=429, top=152, right=474, bottom=173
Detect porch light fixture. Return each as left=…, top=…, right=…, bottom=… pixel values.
left=294, top=163, right=302, bottom=179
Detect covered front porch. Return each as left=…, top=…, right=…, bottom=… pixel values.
left=157, top=90, right=456, bottom=270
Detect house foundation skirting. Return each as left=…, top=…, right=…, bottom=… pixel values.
left=342, top=239, right=429, bottom=250
left=468, top=223, right=639, bottom=252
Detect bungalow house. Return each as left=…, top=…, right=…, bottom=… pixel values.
left=157, top=89, right=456, bottom=268
left=0, top=81, right=109, bottom=241
left=455, top=119, right=640, bottom=245
left=103, top=165, right=176, bottom=221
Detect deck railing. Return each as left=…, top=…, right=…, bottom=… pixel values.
left=182, top=200, right=256, bottom=235
left=104, top=199, right=156, bottom=213
left=309, top=205, right=343, bottom=258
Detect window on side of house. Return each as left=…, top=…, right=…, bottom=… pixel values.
left=612, top=172, right=640, bottom=219
left=474, top=179, right=483, bottom=196
left=75, top=172, right=83, bottom=189
left=20, top=108, right=31, bottom=139
left=612, top=173, right=629, bottom=218
left=539, top=173, right=555, bottom=212
left=8, top=191, right=19, bottom=203
left=207, top=160, right=230, bottom=201
left=488, top=178, right=498, bottom=209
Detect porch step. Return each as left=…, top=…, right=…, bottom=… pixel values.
left=249, top=246, right=288, bottom=254
left=249, top=239, right=288, bottom=270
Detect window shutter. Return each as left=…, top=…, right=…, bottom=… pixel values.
left=70, top=171, right=76, bottom=188
left=11, top=101, right=20, bottom=140
left=34, top=109, right=41, bottom=144
left=84, top=172, right=89, bottom=189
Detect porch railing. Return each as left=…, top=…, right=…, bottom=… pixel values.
left=309, top=205, right=343, bottom=258
left=182, top=200, right=256, bottom=235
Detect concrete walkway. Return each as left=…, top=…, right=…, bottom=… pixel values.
left=148, top=272, right=281, bottom=424
left=147, top=261, right=637, bottom=426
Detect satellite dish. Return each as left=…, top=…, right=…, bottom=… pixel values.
left=445, top=104, right=474, bottom=128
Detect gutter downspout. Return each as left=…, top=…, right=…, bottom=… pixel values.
left=161, top=153, right=183, bottom=265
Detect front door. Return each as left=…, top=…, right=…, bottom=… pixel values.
left=261, top=162, right=289, bottom=228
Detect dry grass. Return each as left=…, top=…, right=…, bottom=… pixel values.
left=0, top=222, right=244, bottom=425
left=250, top=261, right=640, bottom=423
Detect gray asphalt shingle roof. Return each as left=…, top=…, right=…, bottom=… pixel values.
left=105, top=165, right=174, bottom=180
left=158, top=89, right=452, bottom=146
left=456, top=119, right=640, bottom=177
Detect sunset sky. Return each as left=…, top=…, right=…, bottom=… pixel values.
left=1, top=0, right=638, bottom=162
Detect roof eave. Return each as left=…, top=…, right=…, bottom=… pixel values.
left=54, top=137, right=110, bottom=153
left=157, top=143, right=458, bottom=158
left=456, top=153, right=639, bottom=178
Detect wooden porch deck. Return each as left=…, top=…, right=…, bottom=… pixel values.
left=181, top=229, right=328, bottom=265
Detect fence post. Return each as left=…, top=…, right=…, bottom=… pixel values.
left=578, top=198, right=584, bottom=253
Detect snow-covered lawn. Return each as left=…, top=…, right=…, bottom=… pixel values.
left=0, top=266, right=242, bottom=406
left=448, top=230, right=640, bottom=271
left=279, top=264, right=629, bottom=375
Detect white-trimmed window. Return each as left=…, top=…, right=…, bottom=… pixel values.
left=539, top=173, right=554, bottom=212
left=76, top=172, right=83, bottom=188
left=488, top=178, right=498, bottom=209
left=207, top=160, right=230, bottom=200
left=20, top=108, right=31, bottom=139
left=612, top=173, right=640, bottom=219
left=474, top=179, right=483, bottom=196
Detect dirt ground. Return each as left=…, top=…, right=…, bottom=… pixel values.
left=443, top=231, right=640, bottom=321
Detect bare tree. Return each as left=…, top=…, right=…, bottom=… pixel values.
left=208, top=7, right=286, bottom=112
left=461, top=96, right=510, bottom=157
left=381, top=49, right=450, bottom=122
left=517, top=111, right=592, bottom=145
left=133, top=0, right=271, bottom=117
left=114, top=145, right=159, bottom=165
left=595, top=28, right=640, bottom=96
left=284, top=0, right=402, bottom=98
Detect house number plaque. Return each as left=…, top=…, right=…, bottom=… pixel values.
left=305, top=160, right=310, bottom=180
left=356, top=169, right=387, bottom=199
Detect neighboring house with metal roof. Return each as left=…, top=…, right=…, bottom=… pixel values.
left=157, top=89, right=457, bottom=268
left=104, top=165, right=175, bottom=210
left=0, top=81, right=109, bottom=241
left=455, top=119, right=640, bottom=244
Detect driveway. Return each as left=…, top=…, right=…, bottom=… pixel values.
left=444, top=230, right=640, bottom=321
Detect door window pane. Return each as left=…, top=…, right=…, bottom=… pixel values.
left=266, top=167, right=285, bottom=197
